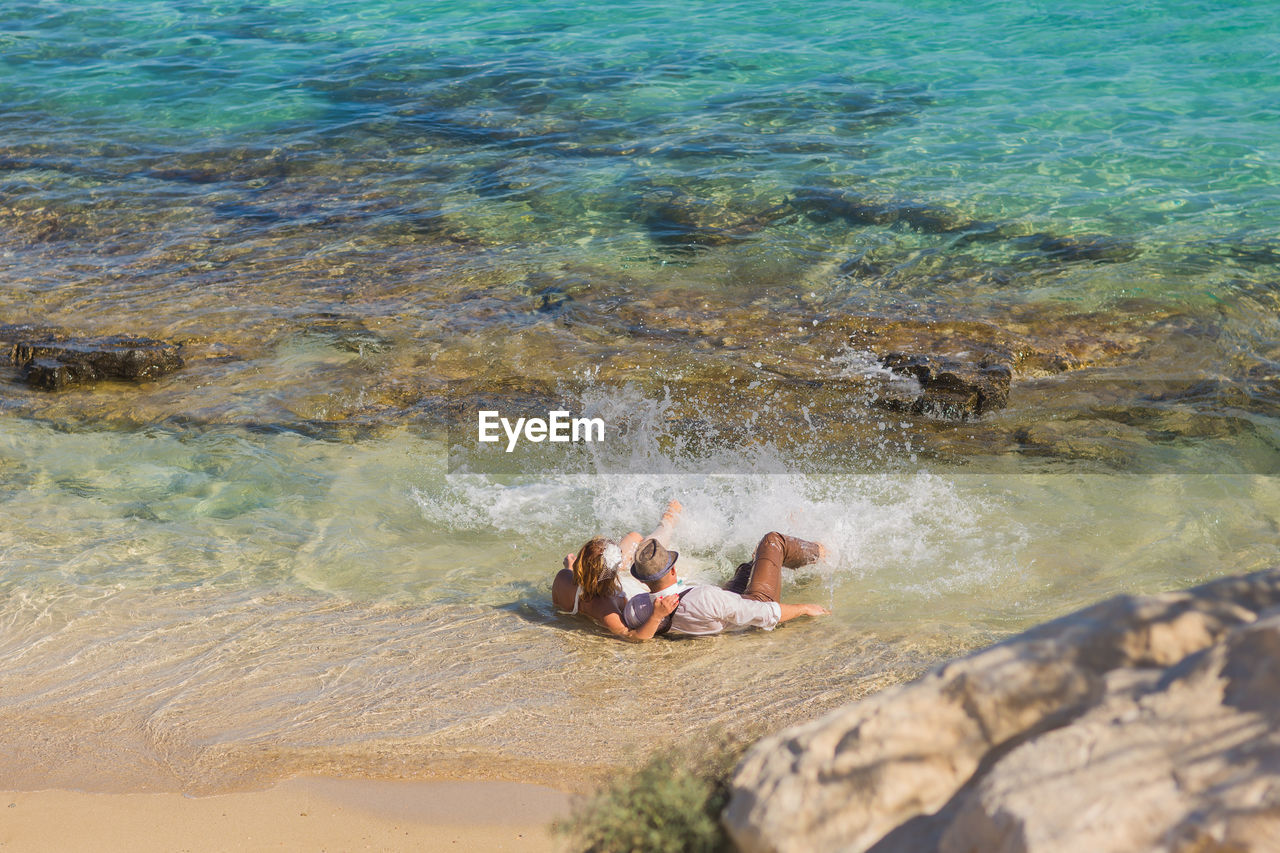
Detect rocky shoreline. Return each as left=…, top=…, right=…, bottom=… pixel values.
left=724, top=569, right=1280, bottom=852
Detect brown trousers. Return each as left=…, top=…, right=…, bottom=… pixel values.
left=723, top=532, right=821, bottom=603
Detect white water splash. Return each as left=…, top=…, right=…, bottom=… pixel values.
left=412, top=383, right=1025, bottom=598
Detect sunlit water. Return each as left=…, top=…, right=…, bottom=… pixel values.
left=1, top=0, right=1279, bottom=793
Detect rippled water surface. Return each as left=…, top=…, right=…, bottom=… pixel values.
left=2, top=0, right=1279, bottom=793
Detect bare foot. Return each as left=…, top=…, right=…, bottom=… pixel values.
left=563, top=553, right=576, bottom=571
left=816, top=542, right=827, bottom=561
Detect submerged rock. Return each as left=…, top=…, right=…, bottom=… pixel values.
left=792, top=187, right=982, bottom=234
left=514, top=271, right=591, bottom=315
left=9, top=335, right=184, bottom=390
left=877, top=352, right=1011, bottom=420
left=297, top=314, right=394, bottom=355
left=791, top=187, right=1141, bottom=268
left=724, top=569, right=1280, bottom=853
left=1013, top=232, right=1142, bottom=265
left=637, top=186, right=737, bottom=248
left=1014, top=418, right=1150, bottom=466
left=636, top=185, right=789, bottom=250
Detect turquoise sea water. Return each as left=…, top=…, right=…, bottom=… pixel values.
left=2, top=0, right=1280, bottom=793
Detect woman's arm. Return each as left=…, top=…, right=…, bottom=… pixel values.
left=589, top=595, right=679, bottom=642
left=618, top=531, right=643, bottom=570
left=644, top=499, right=683, bottom=548
left=615, top=500, right=683, bottom=570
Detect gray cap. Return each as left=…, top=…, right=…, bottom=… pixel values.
left=622, top=593, right=654, bottom=629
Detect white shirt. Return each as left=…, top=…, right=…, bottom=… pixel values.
left=643, top=584, right=782, bottom=636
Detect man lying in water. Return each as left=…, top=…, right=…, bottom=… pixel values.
left=622, top=532, right=831, bottom=638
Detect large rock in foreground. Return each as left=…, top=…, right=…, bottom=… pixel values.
left=724, top=570, right=1280, bottom=853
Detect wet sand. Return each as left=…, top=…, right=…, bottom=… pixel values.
left=0, top=778, right=572, bottom=853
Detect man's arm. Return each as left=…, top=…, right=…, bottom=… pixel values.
left=777, top=602, right=831, bottom=623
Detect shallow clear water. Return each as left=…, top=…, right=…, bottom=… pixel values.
left=1, top=0, right=1279, bottom=793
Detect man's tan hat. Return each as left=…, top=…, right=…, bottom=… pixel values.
left=631, top=538, right=678, bottom=583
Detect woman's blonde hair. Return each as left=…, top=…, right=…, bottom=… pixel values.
left=573, top=536, right=621, bottom=600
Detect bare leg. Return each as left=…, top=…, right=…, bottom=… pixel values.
left=722, top=532, right=822, bottom=603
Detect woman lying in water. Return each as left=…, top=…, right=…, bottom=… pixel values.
left=552, top=499, right=684, bottom=641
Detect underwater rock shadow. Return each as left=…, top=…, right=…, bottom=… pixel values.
left=791, top=186, right=1142, bottom=266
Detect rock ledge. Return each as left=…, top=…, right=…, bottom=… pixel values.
left=2, top=328, right=184, bottom=390
left=724, top=569, right=1280, bottom=853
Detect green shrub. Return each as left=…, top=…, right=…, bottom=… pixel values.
left=556, top=734, right=748, bottom=853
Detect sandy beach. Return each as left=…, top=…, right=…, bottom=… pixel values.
left=0, top=778, right=572, bottom=853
